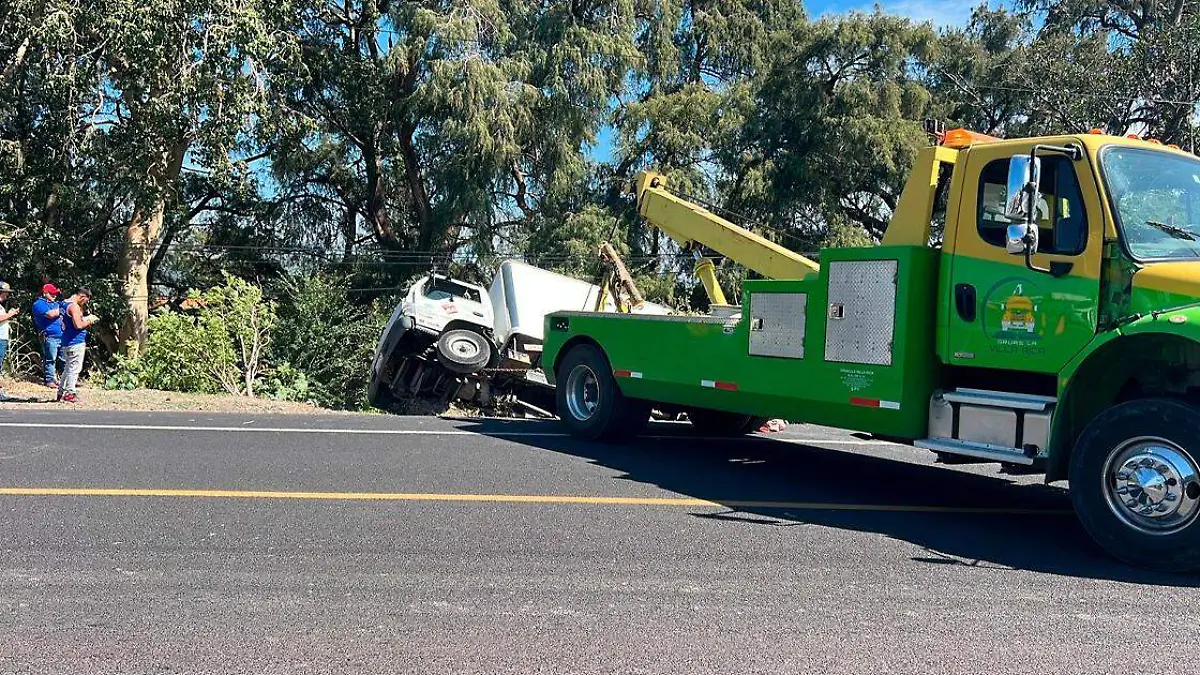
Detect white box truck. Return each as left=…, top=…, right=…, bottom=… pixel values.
left=368, top=260, right=669, bottom=411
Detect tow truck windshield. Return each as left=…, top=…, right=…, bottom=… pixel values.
left=1103, top=146, right=1200, bottom=260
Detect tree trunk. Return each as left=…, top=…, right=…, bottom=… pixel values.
left=342, top=204, right=357, bottom=260
left=362, top=134, right=395, bottom=246
left=1, top=36, right=29, bottom=87
left=118, top=141, right=188, bottom=356
left=399, top=120, right=435, bottom=251
left=118, top=203, right=164, bottom=357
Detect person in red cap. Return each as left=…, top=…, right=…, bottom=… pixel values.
left=32, top=283, right=64, bottom=387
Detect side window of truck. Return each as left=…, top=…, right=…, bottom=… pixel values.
left=976, top=156, right=1087, bottom=255
left=928, top=163, right=954, bottom=248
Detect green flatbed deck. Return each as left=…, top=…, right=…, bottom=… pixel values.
left=543, top=246, right=942, bottom=439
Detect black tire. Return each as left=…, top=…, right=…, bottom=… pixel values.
left=555, top=343, right=649, bottom=441
left=436, top=329, right=491, bottom=374
left=367, top=371, right=397, bottom=410
left=367, top=350, right=400, bottom=410
left=1070, top=398, right=1200, bottom=572
left=685, top=407, right=759, bottom=436
left=743, top=416, right=768, bottom=434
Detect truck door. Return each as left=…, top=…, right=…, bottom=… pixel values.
left=944, top=142, right=1103, bottom=375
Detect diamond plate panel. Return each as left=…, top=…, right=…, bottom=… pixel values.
left=823, top=260, right=896, bottom=366
left=748, top=292, right=807, bottom=359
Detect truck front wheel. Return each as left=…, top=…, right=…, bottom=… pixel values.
left=1070, top=398, right=1200, bottom=572
left=437, top=329, right=492, bottom=374
left=556, top=344, right=649, bottom=441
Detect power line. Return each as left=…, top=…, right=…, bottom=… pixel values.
left=115, top=245, right=714, bottom=264
left=939, top=79, right=1200, bottom=107
left=107, top=285, right=412, bottom=301
left=114, top=240, right=824, bottom=262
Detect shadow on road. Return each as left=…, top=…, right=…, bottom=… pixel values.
left=458, top=419, right=1199, bottom=587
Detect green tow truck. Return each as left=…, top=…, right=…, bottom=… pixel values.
left=543, top=128, right=1200, bottom=571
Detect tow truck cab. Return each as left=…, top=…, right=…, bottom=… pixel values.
left=543, top=130, right=1200, bottom=571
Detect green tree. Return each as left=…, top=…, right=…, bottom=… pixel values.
left=0, top=1, right=103, bottom=278
left=269, top=0, right=641, bottom=279
left=80, top=0, right=299, bottom=355
left=925, top=7, right=1035, bottom=135
left=929, top=2, right=1200, bottom=144
left=725, top=12, right=936, bottom=242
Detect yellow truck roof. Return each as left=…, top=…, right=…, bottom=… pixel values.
left=941, top=127, right=1195, bottom=157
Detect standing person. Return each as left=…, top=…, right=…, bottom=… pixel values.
left=58, top=287, right=98, bottom=403
left=32, top=283, right=64, bottom=387
left=0, top=282, right=18, bottom=400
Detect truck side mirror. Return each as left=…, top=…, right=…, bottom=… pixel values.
left=1003, top=153, right=1042, bottom=257
left=1004, top=154, right=1041, bottom=222
left=1006, top=223, right=1039, bottom=255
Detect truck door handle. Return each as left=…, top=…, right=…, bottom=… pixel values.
left=955, top=284, right=977, bottom=322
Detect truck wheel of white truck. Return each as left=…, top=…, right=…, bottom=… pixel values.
left=1070, top=398, right=1200, bottom=572
left=436, top=329, right=492, bottom=374
left=556, top=343, right=649, bottom=441
left=367, top=371, right=397, bottom=410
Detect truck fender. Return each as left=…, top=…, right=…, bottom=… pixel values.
left=1049, top=310, right=1200, bottom=482
left=373, top=314, right=414, bottom=377
left=545, top=335, right=603, bottom=387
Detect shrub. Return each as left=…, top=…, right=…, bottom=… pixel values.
left=258, top=361, right=310, bottom=401
left=200, top=276, right=275, bottom=396
left=143, top=308, right=234, bottom=393
left=103, top=354, right=144, bottom=391
left=270, top=273, right=389, bottom=410
left=101, top=275, right=277, bottom=397
left=98, top=273, right=385, bottom=408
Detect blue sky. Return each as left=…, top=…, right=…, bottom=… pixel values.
left=810, top=0, right=982, bottom=27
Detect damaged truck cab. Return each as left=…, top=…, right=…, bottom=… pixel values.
left=543, top=130, right=1200, bottom=571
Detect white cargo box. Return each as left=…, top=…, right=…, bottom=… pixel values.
left=488, top=259, right=669, bottom=345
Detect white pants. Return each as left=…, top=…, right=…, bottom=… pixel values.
left=58, top=343, right=86, bottom=396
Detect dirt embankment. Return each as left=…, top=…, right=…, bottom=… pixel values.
left=0, top=380, right=343, bottom=414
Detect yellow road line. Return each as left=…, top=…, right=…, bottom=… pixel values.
left=0, top=487, right=1073, bottom=515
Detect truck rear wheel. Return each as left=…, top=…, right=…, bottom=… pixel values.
left=685, top=408, right=762, bottom=436
left=1070, top=398, right=1200, bottom=572
left=555, top=343, right=649, bottom=441
left=436, top=329, right=491, bottom=374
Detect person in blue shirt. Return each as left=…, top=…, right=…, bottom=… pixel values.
left=32, top=283, right=64, bottom=387
left=58, top=287, right=98, bottom=403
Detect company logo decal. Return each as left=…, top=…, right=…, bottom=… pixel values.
left=983, top=279, right=1049, bottom=355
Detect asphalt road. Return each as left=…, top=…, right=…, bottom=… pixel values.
left=1, top=408, right=1197, bottom=674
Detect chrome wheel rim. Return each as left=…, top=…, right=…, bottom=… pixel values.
left=564, top=364, right=600, bottom=422
left=1103, top=436, right=1200, bottom=536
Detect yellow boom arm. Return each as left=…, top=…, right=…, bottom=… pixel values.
left=633, top=171, right=819, bottom=305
